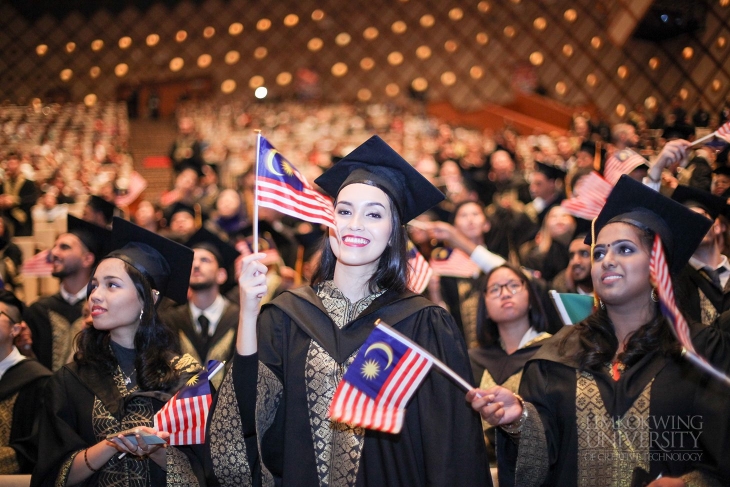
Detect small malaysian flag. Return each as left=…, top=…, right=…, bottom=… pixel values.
left=256, top=135, right=335, bottom=230
left=429, top=247, right=481, bottom=278
left=650, top=235, right=730, bottom=387
left=329, top=322, right=434, bottom=434
left=407, top=240, right=432, bottom=294
left=21, top=250, right=54, bottom=277
left=604, top=149, right=648, bottom=185
left=154, top=360, right=224, bottom=445
left=561, top=171, right=613, bottom=220
left=716, top=121, right=730, bottom=142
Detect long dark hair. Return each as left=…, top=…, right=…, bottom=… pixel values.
left=475, top=264, right=549, bottom=347
left=75, top=260, right=182, bottom=392
left=311, top=184, right=409, bottom=294
left=562, top=222, right=681, bottom=370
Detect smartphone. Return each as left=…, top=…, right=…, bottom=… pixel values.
left=105, top=429, right=167, bottom=446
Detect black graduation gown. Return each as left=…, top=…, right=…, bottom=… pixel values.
left=162, top=299, right=240, bottom=364
left=24, top=294, right=85, bottom=371
left=206, top=287, right=491, bottom=486
left=0, top=359, right=51, bottom=474
left=675, top=265, right=730, bottom=331
left=31, top=355, right=206, bottom=487
left=469, top=338, right=549, bottom=390
left=496, top=324, right=730, bottom=487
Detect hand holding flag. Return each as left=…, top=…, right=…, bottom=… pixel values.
left=406, top=240, right=432, bottom=294
left=329, top=319, right=473, bottom=434
left=153, top=360, right=225, bottom=445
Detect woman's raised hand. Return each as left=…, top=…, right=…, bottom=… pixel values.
left=236, top=252, right=268, bottom=355
left=466, top=386, right=524, bottom=426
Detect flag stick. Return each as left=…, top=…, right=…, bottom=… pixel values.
left=375, top=319, right=473, bottom=392
left=253, top=130, right=262, bottom=253
left=682, top=349, right=730, bottom=387
left=689, top=131, right=716, bottom=148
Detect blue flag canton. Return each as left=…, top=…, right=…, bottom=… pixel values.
left=258, top=138, right=304, bottom=191
left=344, top=327, right=410, bottom=399
left=431, top=246, right=454, bottom=261
left=406, top=240, right=418, bottom=259
left=176, top=360, right=221, bottom=399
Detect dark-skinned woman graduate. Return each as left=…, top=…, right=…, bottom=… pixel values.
left=205, top=136, right=490, bottom=486
left=468, top=175, right=730, bottom=487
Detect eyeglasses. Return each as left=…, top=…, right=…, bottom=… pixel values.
left=0, top=311, right=17, bottom=325
left=486, top=280, right=525, bottom=299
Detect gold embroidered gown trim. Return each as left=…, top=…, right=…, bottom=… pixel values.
left=457, top=279, right=480, bottom=349
left=575, top=371, right=652, bottom=487
left=49, top=311, right=85, bottom=372
left=0, top=392, right=20, bottom=474
left=305, top=281, right=383, bottom=487
left=209, top=364, right=253, bottom=487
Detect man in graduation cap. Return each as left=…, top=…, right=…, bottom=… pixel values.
left=82, top=195, right=117, bottom=228
left=163, top=202, right=201, bottom=240
left=161, top=227, right=240, bottom=364
left=23, top=216, right=110, bottom=371
left=672, top=185, right=730, bottom=329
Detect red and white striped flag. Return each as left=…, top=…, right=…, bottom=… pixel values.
left=407, top=240, right=432, bottom=294
left=329, top=321, right=434, bottom=433
left=154, top=360, right=224, bottom=445
left=256, top=135, right=335, bottom=230
left=650, top=235, right=730, bottom=386
left=604, top=149, right=648, bottom=185
left=561, top=171, right=613, bottom=220
left=429, top=247, right=481, bottom=278
left=21, top=250, right=54, bottom=277
left=716, top=121, right=730, bottom=142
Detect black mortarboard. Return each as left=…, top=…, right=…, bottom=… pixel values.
left=67, top=215, right=111, bottom=260
left=167, top=202, right=196, bottom=219
left=585, top=175, right=712, bottom=273
left=535, top=161, right=567, bottom=180
left=185, top=227, right=239, bottom=270
left=104, top=217, right=194, bottom=303
left=578, top=140, right=596, bottom=154
left=314, top=135, right=445, bottom=222
left=87, top=195, right=117, bottom=224
left=671, top=185, right=728, bottom=221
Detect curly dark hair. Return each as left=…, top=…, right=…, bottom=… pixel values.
left=475, top=264, right=549, bottom=347
left=75, top=259, right=182, bottom=392
left=562, top=221, right=682, bottom=370
left=311, top=183, right=409, bottom=294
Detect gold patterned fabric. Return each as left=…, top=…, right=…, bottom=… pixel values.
left=457, top=279, right=480, bottom=349
left=575, top=371, right=652, bottom=487
left=209, top=365, right=252, bottom=487
left=698, top=288, right=718, bottom=328
left=680, top=469, right=726, bottom=487
left=256, top=363, right=282, bottom=487
left=48, top=311, right=85, bottom=372
left=165, top=446, right=201, bottom=486
left=514, top=402, right=549, bottom=487
left=304, top=281, right=382, bottom=487
left=0, top=392, right=19, bottom=474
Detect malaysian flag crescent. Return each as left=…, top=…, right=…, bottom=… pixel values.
left=256, top=135, right=335, bottom=230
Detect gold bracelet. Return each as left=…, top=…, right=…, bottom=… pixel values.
left=500, top=393, right=528, bottom=436
left=84, top=448, right=99, bottom=473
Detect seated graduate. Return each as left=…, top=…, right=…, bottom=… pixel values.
left=161, top=227, right=241, bottom=364
left=469, top=264, right=551, bottom=463
left=0, top=290, right=51, bottom=474
left=31, top=217, right=206, bottom=487
left=468, top=176, right=730, bottom=487
left=205, top=135, right=490, bottom=486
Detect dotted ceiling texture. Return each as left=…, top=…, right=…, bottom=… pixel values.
left=1, top=0, right=729, bottom=121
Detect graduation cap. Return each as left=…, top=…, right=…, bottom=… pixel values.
left=66, top=215, right=111, bottom=260
left=314, top=135, right=445, bottom=223
left=104, top=217, right=194, bottom=303
left=184, top=227, right=239, bottom=270
left=535, top=161, right=567, bottom=180
left=165, top=202, right=205, bottom=227
left=86, top=195, right=117, bottom=225
left=585, top=175, right=712, bottom=273
left=671, top=184, right=728, bottom=221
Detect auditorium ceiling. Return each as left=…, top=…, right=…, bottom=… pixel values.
left=1, top=0, right=729, bottom=122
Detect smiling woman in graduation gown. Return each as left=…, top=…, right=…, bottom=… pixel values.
left=205, top=136, right=490, bottom=486
left=469, top=176, right=730, bottom=487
